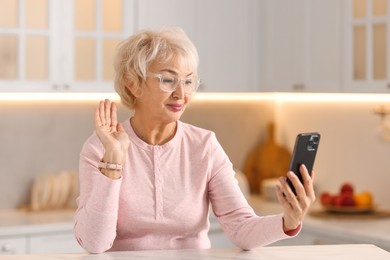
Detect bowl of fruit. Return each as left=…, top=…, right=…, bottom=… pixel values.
left=320, top=182, right=375, bottom=213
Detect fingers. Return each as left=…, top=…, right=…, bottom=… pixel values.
left=279, top=165, right=316, bottom=206
left=104, top=99, right=112, bottom=127
left=277, top=165, right=317, bottom=232
left=299, top=164, right=316, bottom=202
left=280, top=173, right=299, bottom=205
left=99, top=100, right=106, bottom=126
left=96, top=99, right=117, bottom=129
left=111, top=102, right=118, bottom=130
left=275, top=182, right=293, bottom=209
left=117, top=122, right=125, bottom=133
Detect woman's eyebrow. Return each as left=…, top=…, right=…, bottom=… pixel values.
left=159, top=69, right=193, bottom=77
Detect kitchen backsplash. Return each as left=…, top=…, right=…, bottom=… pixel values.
left=1, top=94, right=390, bottom=210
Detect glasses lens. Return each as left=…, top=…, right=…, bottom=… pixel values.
left=182, top=76, right=200, bottom=93
left=158, top=74, right=200, bottom=94
left=160, top=75, right=177, bottom=92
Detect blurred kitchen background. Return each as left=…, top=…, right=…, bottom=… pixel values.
left=1, top=0, right=390, bottom=254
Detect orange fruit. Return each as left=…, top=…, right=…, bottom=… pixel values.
left=354, top=191, right=373, bottom=207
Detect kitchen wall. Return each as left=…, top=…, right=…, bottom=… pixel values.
left=1, top=93, right=390, bottom=210
left=274, top=94, right=390, bottom=209
left=0, top=95, right=275, bottom=210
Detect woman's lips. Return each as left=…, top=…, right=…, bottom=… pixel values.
left=167, top=104, right=183, bottom=112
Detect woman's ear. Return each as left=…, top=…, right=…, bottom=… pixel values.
left=127, top=80, right=143, bottom=99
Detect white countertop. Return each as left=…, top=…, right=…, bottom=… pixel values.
left=1, top=197, right=390, bottom=252
left=0, top=244, right=389, bottom=259
left=248, top=196, right=390, bottom=252
left=0, top=209, right=75, bottom=236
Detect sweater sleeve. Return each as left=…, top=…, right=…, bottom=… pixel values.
left=73, top=133, right=122, bottom=253
left=207, top=133, right=300, bottom=249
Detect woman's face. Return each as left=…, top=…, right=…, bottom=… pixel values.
left=133, top=58, right=196, bottom=124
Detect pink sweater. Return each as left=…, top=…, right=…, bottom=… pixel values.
left=74, top=120, right=298, bottom=253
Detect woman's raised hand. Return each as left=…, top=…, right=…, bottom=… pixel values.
left=94, top=99, right=130, bottom=160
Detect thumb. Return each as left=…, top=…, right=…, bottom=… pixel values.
left=117, top=123, right=125, bottom=132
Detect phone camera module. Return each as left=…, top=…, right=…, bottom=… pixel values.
left=307, top=136, right=319, bottom=151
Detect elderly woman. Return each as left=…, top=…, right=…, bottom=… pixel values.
left=74, top=27, right=316, bottom=253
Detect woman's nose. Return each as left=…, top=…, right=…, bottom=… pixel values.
left=172, top=82, right=185, bottom=99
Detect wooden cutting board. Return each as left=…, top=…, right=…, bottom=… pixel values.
left=243, top=122, right=291, bottom=194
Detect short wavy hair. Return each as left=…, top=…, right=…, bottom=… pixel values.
left=114, top=27, right=199, bottom=110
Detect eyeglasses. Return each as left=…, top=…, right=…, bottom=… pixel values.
left=147, top=73, right=200, bottom=95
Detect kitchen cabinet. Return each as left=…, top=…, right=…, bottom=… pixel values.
left=29, top=231, right=83, bottom=254
left=343, top=0, right=390, bottom=93
left=136, top=0, right=262, bottom=92
left=0, top=231, right=84, bottom=254
left=0, top=210, right=85, bottom=254
left=208, top=214, right=235, bottom=248
left=270, top=229, right=359, bottom=247
left=2, top=0, right=388, bottom=94
left=0, top=0, right=134, bottom=92
left=262, top=0, right=342, bottom=92
left=1, top=0, right=260, bottom=93
left=0, top=236, right=27, bottom=255
left=247, top=196, right=390, bottom=252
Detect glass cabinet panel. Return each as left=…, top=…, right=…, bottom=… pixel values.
left=74, top=0, right=96, bottom=31
left=103, top=39, right=121, bottom=80
left=0, top=0, right=50, bottom=83
left=25, top=0, right=48, bottom=29
left=373, top=0, right=387, bottom=16
left=373, top=24, right=386, bottom=79
left=354, top=26, right=367, bottom=80
left=0, top=0, right=131, bottom=91
left=354, top=0, right=367, bottom=18
left=0, top=0, right=18, bottom=27
left=102, top=0, right=122, bottom=32
left=25, top=36, right=48, bottom=80
left=0, top=35, right=18, bottom=79
left=75, top=38, right=96, bottom=80
left=73, top=0, right=124, bottom=83
left=351, top=0, right=388, bottom=84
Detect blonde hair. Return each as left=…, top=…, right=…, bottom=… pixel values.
left=114, top=27, right=199, bottom=109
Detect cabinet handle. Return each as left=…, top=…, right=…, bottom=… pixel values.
left=198, top=82, right=205, bottom=91
left=1, top=243, right=12, bottom=252
left=292, top=84, right=305, bottom=91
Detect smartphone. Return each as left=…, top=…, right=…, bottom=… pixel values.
left=286, top=132, right=320, bottom=195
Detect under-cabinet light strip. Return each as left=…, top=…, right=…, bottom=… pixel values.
left=1, top=92, right=390, bottom=102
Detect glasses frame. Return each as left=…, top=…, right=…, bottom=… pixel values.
left=147, top=73, right=200, bottom=95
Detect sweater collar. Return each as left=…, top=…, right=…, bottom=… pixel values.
left=123, top=118, right=182, bottom=151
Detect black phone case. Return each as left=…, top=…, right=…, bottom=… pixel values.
left=287, top=133, right=320, bottom=195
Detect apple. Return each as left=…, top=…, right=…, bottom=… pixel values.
left=340, top=182, right=354, bottom=195
left=331, top=195, right=342, bottom=207
left=320, top=192, right=333, bottom=207
left=340, top=193, right=356, bottom=207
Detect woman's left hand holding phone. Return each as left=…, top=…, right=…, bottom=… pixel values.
left=94, top=99, right=130, bottom=179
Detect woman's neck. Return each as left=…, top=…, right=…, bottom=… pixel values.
left=130, top=116, right=177, bottom=145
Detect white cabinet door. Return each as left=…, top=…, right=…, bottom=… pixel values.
left=0, top=236, right=27, bottom=255
left=262, top=0, right=306, bottom=92
left=306, top=0, right=343, bottom=92
left=136, top=0, right=262, bottom=92
left=0, top=0, right=134, bottom=92
left=195, top=0, right=262, bottom=92
left=343, top=0, right=390, bottom=93
left=263, top=0, right=342, bottom=92
left=29, top=232, right=85, bottom=254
